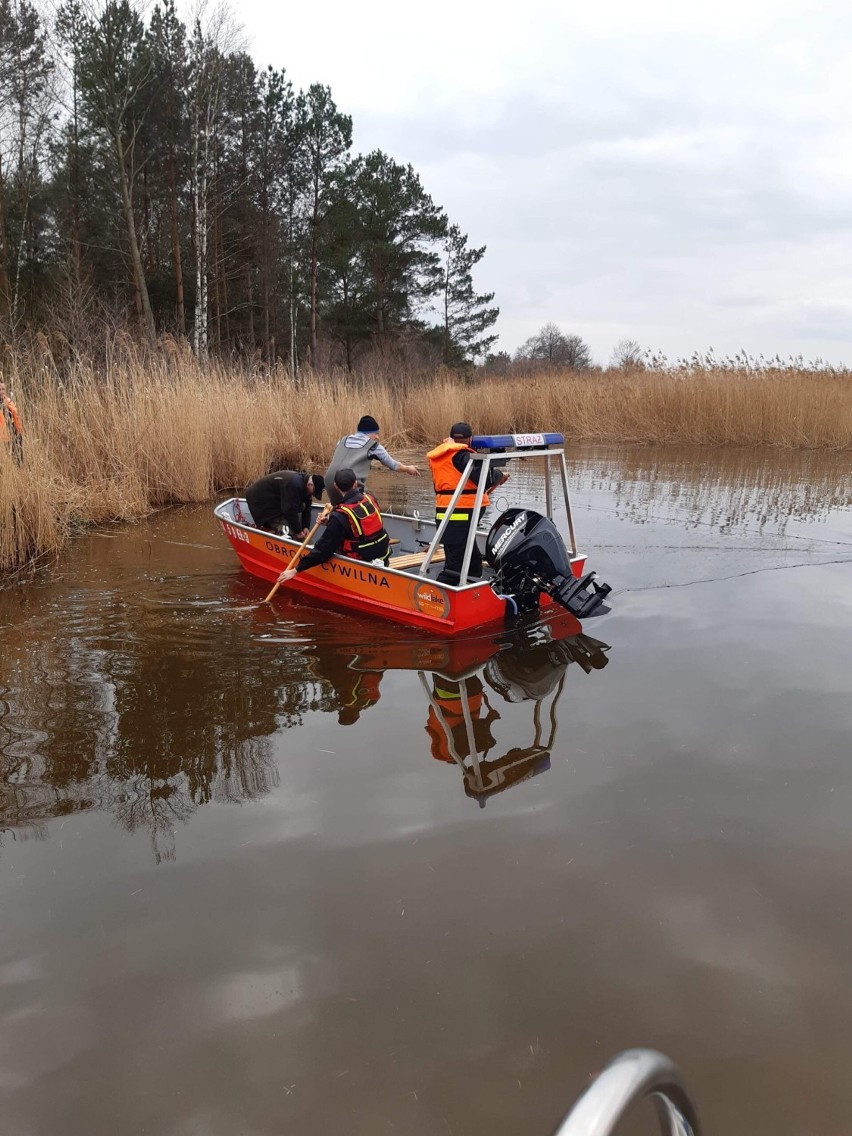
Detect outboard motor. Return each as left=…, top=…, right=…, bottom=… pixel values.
left=485, top=509, right=612, bottom=619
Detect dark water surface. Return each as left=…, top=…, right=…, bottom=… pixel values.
left=2, top=444, right=852, bottom=1136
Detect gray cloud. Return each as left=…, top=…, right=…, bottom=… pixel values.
left=243, top=0, right=852, bottom=364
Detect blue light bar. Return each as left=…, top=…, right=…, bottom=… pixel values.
left=470, top=432, right=565, bottom=450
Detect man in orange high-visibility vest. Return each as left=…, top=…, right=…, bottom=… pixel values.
left=426, top=422, right=507, bottom=585
left=0, top=380, right=23, bottom=464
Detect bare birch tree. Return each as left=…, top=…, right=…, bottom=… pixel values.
left=187, top=0, right=239, bottom=359
left=609, top=337, right=644, bottom=369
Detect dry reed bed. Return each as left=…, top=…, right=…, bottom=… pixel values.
left=2, top=346, right=852, bottom=575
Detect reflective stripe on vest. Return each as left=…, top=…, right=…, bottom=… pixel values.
left=426, top=439, right=490, bottom=511
left=433, top=683, right=484, bottom=716
left=337, top=493, right=387, bottom=558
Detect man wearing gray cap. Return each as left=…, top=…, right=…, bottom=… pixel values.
left=324, top=414, right=420, bottom=505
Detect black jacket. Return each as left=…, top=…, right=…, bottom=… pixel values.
left=245, top=471, right=312, bottom=534
left=296, top=489, right=388, bottom=571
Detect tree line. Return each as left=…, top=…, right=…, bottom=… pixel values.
left=0, top=0, right=500, bottom=370
left=484, top=324, right=645, bottom=375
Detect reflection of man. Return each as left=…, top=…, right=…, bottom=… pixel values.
left=336, top=671, right=382, bottom=725
left=425, top=675, right=500, bottom=763
left=308, top=653, right=384, bottom=725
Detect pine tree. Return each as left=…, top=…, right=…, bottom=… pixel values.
left=76, top=0, right=159, bottom=338
left=56, top=0, right=87, bottom=289
left=353, top=150, right=447, bottom=345
left=298, top=84, right=351, bottom=361
left=256, top=66, right=293, bottom=359
left=440, top=224, right=498, bottom=367
left=0, top=0, right=54, bottom=326
left=319, top=170, right=372, bottom=370
left=0, top=0, right=501, bottom=363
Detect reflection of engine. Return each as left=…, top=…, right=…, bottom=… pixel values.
left=485, top=629, right=609, bottom=702
left=423, top=618, right=611, bottom=806
left=485, top=509, right=612, bottom=618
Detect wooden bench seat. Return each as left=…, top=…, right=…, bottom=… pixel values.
left=392, top=547, right=446, bottom=570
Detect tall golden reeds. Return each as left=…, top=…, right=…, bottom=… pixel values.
left=2, top=337, right=852, bottom=575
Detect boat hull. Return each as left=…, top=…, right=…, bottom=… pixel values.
left=215, top=500, right=588, bottom=636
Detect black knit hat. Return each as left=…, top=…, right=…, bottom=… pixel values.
left=357, top=414, right=380, bottom=432
left=450, top=421, right=473, bottom=439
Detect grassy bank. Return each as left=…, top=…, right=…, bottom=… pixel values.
left=2, top=342, right=852, bottom=575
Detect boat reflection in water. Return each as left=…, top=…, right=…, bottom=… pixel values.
left=347, top=609, right=610, bottom=805
left=1, top=574, right=609, bottom=859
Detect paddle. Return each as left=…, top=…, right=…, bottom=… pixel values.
left=264, top=505, right=331, bottom=603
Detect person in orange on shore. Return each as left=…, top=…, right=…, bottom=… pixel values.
left=0, top=380, right=23, bottom=464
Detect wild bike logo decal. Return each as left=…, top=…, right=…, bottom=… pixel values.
left=411, top=581, right=449, bottom=619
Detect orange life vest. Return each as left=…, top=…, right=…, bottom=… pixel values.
left=336, top=492, right=389, bottom=560
left=426, top=439, right=490, bottom=515
left=0, top=396, right=22, bottom=445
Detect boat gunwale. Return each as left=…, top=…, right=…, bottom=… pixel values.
left=214, top=498, right=587, bottom=585
left=214, top=497, right=506, bottom=593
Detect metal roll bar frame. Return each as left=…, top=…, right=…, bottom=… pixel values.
left=418, top=441, right=578, bottom=587
left=417, top=668, right=566, bottom=800
left=552, top=1049, right=701, bottom=1136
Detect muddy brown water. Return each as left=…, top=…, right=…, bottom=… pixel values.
left=2, top=444, right=852, bottom=1136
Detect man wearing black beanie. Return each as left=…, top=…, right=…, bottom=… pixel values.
left=324, top=414, right=420, bottom=505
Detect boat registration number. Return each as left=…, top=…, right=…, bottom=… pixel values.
left=224, top=522, right=250, bottom=544
left=513, top=432, right=545, bottom=447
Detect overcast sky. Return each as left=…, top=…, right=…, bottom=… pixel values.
left=235, top=0, right=852, bottom=366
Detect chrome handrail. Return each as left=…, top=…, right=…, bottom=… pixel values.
left=552, top=1049, right=701, bottom=1136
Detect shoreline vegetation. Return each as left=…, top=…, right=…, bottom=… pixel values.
left=4, top=0, right=850, bottom=579
left=2, top=341, right=852, bottom=576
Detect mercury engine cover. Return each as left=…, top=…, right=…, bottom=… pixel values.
left=485, top=508, right=612, bottom=618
